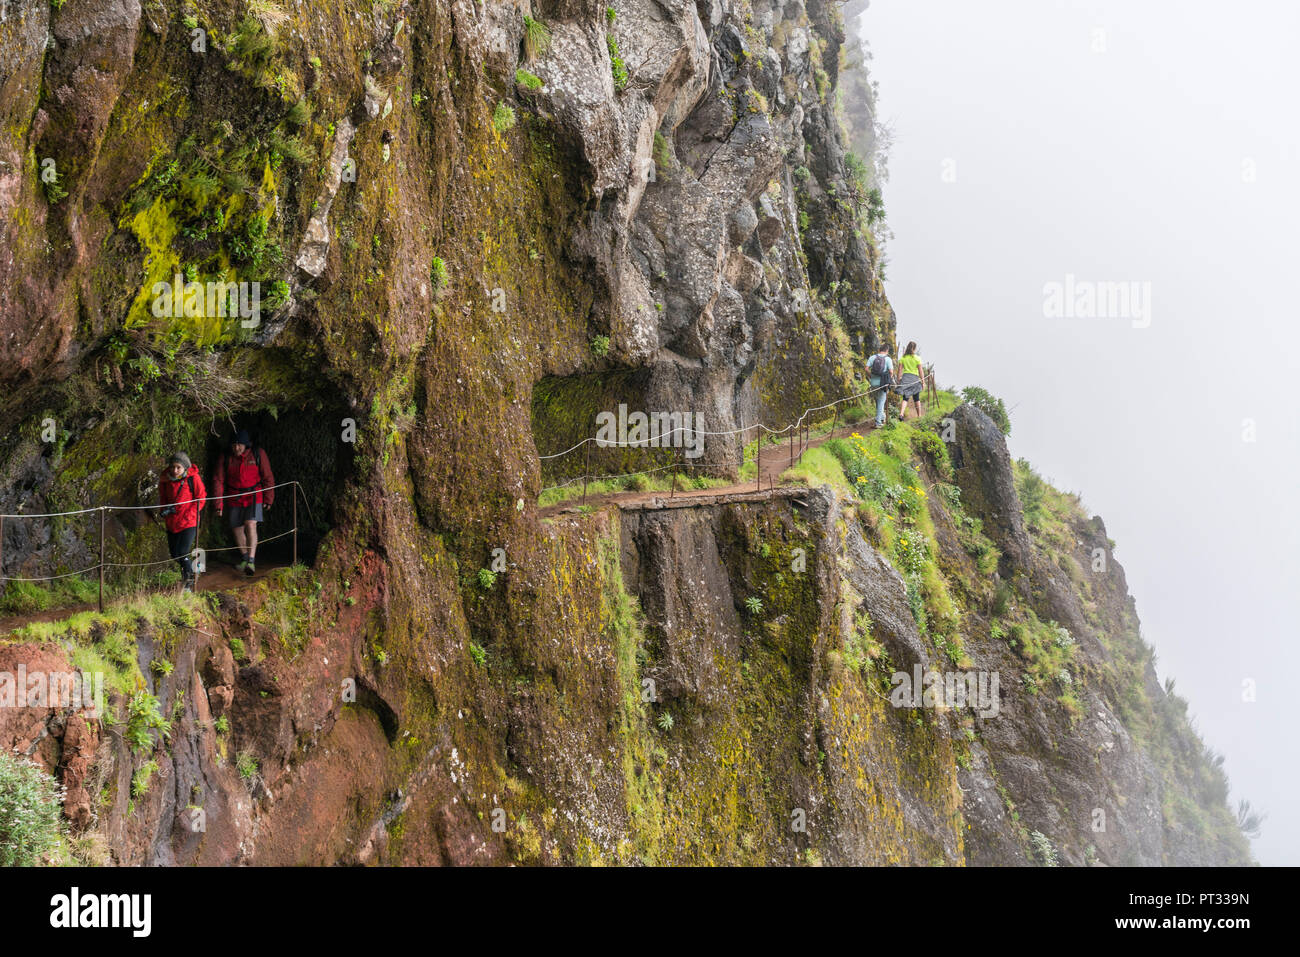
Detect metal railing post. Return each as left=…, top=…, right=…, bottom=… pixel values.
left=292, top=483, right=298, bottom=567
left=583, top=441, right=590, bottom=504
left=755, top=427, right=761, bottom=493
left=98, top=507, right=106, bottom=612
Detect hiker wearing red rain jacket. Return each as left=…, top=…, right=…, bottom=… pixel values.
left=158, top=452, right=206, bottom=591
left=213, top=429, right=275, bottom=576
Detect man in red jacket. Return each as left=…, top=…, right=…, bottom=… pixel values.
left=158, top=452, right=206, bottom=592
left=213, top=430, right=275, bottom=576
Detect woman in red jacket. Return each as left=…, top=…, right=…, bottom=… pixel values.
left=158, top=452, right=206, bottom=592
left=213, top=430, right=274, bottom=576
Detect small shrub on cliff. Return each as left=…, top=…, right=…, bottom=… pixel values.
left=476, top=568, right=497, bottom=591
left=656, top=712, right=674, bottom=732
left=607, top=36, right=629, bottom=90
left=744, top=596, right=764, bottom=616
left=0, top=752, right=64, bottom=866
left=590, top=334, right=611, bottom=358
left=960, top=386, right=1011, bottom=435
left=1029, top=830, right=1059, bottom=866
left=125, top=690, right=172, bottom=753
left=229, top=16, right=277, bottom=74
left=911, top=427, right=953, bottom=479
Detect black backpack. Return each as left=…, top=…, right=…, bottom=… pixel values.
left=870, top=354, right=890, bottom=380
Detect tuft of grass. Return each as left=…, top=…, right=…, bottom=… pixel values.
left=268, top=130, right=317, bottom=166
left=287, top=98, right=312, bottom=126
left=780, top=446, right=850, bottom=492
left=236, top=750, right=259, bottom=780
left=131, top=760, right=160, bottom=798
left=492, top=102, right=517, bottom=133
left=537, top=471, right=728, bottom=508
left=0, top=575, right=98, bottom=616
left=522, top=15, right=552, bottom=61
left=430, top=256, right=448, bottom=291
left=652, top=131, right=673, bottom=179
left=515, top=69, right=543, bottom=91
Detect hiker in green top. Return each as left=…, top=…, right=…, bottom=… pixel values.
left=897, top=341, right=926, bottom=420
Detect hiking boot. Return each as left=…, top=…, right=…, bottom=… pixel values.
left=182, top=576, right=195, bottom=593
left=235, top=557, right=249, bottom=572
left=244, top=561, right=256, bottom=577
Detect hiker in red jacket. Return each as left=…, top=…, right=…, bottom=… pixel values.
left=213, top=430, right=275, bottom=576
left=158, top=452, right=206, bottom=592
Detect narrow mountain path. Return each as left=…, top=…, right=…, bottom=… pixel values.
left=540, top=415, right=883, bottom=517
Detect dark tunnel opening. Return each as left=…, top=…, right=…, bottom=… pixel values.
left=200, top=404, right=351, bottom=569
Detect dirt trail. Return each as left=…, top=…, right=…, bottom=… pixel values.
left=540, top=416, right=880, bottom=517
left=0, top=560, right=284, bottom=637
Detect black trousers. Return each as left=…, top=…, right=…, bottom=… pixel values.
left=167, top=526, right=197, bottom=578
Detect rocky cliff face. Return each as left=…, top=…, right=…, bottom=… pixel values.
left=0, top=0, right=1249, bottom=865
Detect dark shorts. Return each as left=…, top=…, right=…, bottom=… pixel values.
left=899, top=373, right=923, bottom=399
left=228, top=502, right=263, bottom=527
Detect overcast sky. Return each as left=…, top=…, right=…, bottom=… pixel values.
left=858, top=0, right=1299, bottom=865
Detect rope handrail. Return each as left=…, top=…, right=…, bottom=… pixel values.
left=99, top=529, right=299, bottom=569
left=0, top=482, right=312, bottom=600
left=537, top=387, right=878, bottom=460
left=0, top=480, right=304, bottom=520
left=541, top=407, right=884, bottom=497
left=538, top=371, right=937, bottom=502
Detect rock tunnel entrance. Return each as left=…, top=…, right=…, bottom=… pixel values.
left=200, top=402, right=351, bottom=568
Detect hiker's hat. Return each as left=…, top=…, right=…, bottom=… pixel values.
left=167, top=451, right=191, bottom=470
left=234, top=430, right=252, bottom=447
